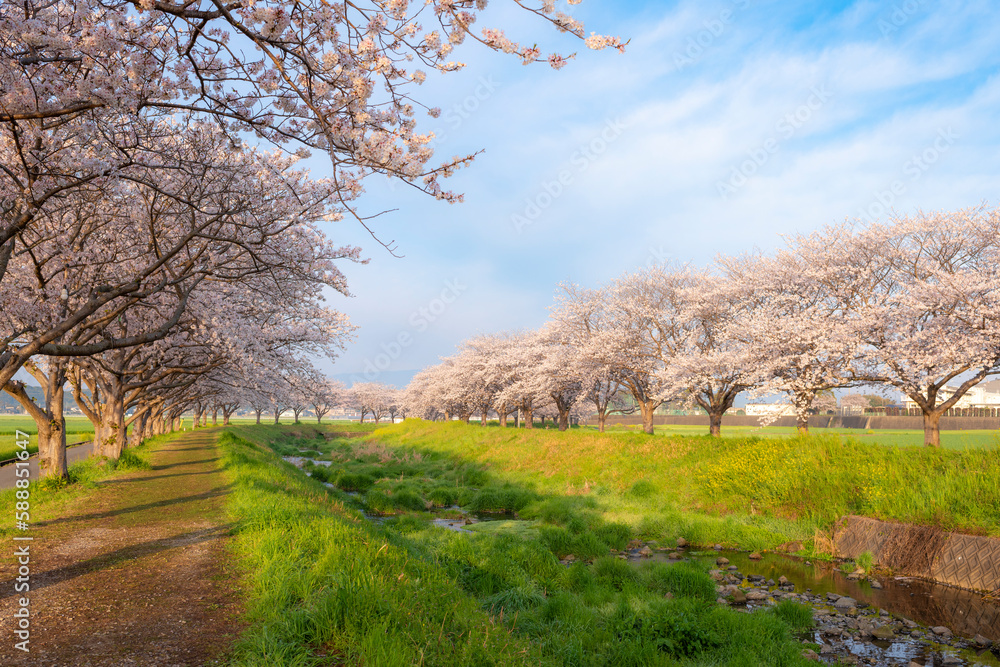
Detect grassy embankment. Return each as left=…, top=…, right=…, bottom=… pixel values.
left=370, top=421, right=1000, bottom=543
left=220, top=423, right=818, bottom=666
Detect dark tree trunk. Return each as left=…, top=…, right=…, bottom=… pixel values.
left=709, top=410, right=723, bottom=438
left=923, top=410, right=942, bottom=447
left=639, top=400, right=656, bottom=435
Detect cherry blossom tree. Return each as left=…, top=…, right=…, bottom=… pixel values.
left=0, top=0, right=623, bottom=289
left=312, top=379, right=346, bottom=424
left=351, top=382, right=398, bottom=424
left=0, top=122, right=359, bottom=392
left=549, top=283, right=633, bottom=432
left=835, top=207, right=1000, bottom=446
left=718, top=247, right=872, bottom=433
left=589, top=269, right=677, bottom=434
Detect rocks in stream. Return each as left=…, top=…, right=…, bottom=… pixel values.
left=615, top=541, right=979, bottom=664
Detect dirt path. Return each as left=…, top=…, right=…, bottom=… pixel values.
left=0, top=429, right=243, bottom=666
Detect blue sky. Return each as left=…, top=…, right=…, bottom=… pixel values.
left=317, top=0, right=1000, bottom=386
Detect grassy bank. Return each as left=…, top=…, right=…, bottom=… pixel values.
left=365, top=421, right=1000, bottom=545
left=222, top=425, right=817, bottom=666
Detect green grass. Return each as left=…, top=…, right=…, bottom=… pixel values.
left=220, top=426, right=818, bottom=666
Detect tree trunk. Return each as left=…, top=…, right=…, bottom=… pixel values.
left=523, top=407, right=533, bottom=429
left=130, top=411, right=148, bottom=448
left=639, top=400, right=656, bottom=435
left=796, top=413, right=809, bottom=434
left=499, top=410, right=508, bottom=428
left=273, top=410, right=281, bottom=425
left=255, top=409, right=262, bottom=424
left=101, top=387, right=126, bottom=459
left=212, top=408, right=218, bottom=426
left=598, top=411, right=607, bottom=433
left=514, top=410, right=519, bottom=428
left=38, top=414, right=68, bottom=481
left=43, top=374, right=68, bottom=479
left=709, top=410, right=723, bottom=438
left=557, top=408, right=569, bottom=432
left=480, top=410, right=488, bottom=426
left=923, top=410, right=942, bottom=447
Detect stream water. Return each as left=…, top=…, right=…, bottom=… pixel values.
left=674, top=549, right=1000, bottom=642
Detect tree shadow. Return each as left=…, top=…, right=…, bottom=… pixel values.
left=98, top=470, right=222, bottom=484
left=35, top=485, right=233, bottom=526
left=0, top=524, right=234, bottom=601
left=152, top=457, right=220, bottom=470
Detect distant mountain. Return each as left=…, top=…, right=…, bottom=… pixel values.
left=0, top=385, right=86, bottom=415
left=330, top=369, right=418, bottom=389
left=0, top=385, right=46, bottom=414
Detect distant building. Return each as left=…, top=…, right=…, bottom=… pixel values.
left=745, top=403, right=796, bottom=417
left=901, top=380, right=1000, bottom=410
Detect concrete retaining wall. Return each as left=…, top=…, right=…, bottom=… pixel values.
left=834, top=515, right=1000, bottom=594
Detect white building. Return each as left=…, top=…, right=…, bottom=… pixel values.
left=745, top=403, right=796, bottom=417
left=901, top=380, right=1000, bottom=410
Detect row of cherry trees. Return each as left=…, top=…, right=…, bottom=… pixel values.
left=405, top=207, right=1000, bottom=446
left=0, top=1, right=622, bottom=478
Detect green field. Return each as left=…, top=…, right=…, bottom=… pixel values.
left=0, top=415, right=95, bottom=461
left=214, top=421, right=1000, bottom=664
left=369, top=420, right=1000, bottom=541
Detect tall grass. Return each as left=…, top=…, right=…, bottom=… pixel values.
left=367, top=420, right=1000, bottom=544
